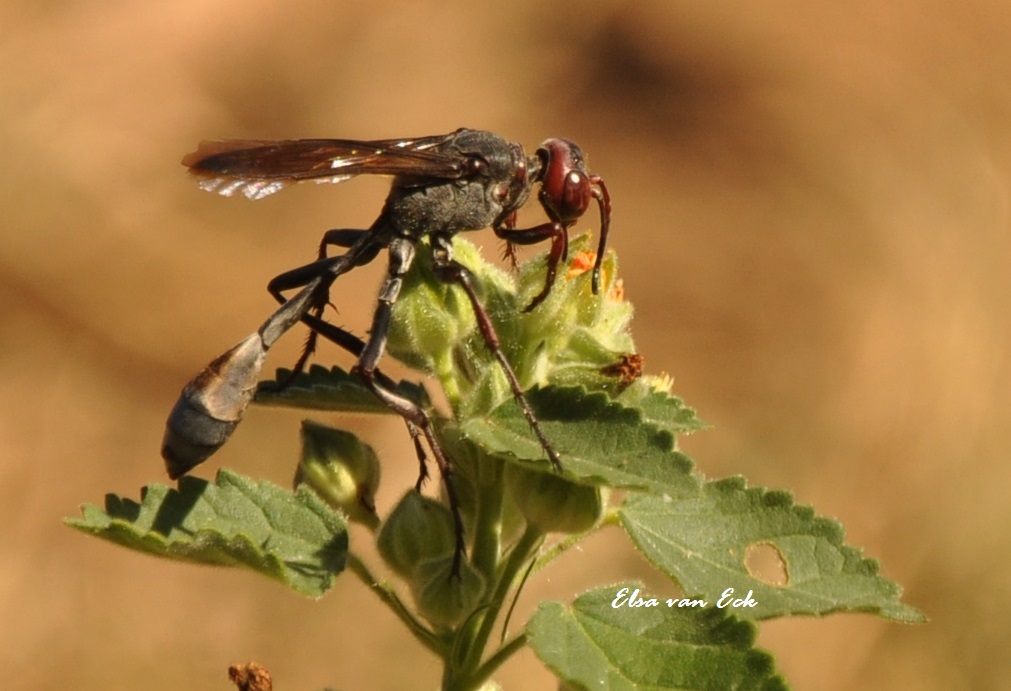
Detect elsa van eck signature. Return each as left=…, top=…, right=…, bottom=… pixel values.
left=611, top=587, right=758, bottom=610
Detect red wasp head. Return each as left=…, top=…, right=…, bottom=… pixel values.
left=534, top=139, right=611, bottom=294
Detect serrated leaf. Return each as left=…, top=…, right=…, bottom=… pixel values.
left=254, top=364, right=430, bottom=413
left=616, top=382, right=709, bottom=438
left=619, top=477, right=925, bottom=622
left=459, top=386, right=699, bottom=495
left=527, top=584, right=787, bottom=691
left=65, top=469, right=348, bottom=598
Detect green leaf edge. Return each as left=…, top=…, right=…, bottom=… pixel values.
left=619, top=476, right=927, bottom=624
left=64, top=468, right=348, bottom=598
left=254, top=363, right=430, bottom=414
left=460, top=385, right=701, bottom=495
left=526, top=584, right=789, bottom=691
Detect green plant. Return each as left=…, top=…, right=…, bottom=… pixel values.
left=68, top=234, right=924, bottom=690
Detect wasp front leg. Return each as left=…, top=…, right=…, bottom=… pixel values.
left=492, top=217, right=570, bottom=312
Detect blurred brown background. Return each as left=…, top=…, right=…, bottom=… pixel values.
left=3, top=1, right=1009, bottom=689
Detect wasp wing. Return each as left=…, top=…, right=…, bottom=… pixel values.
left=183, top=132, right=468, bottom=200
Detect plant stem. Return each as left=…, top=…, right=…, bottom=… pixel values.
left=346, top=553, right=445, bottom=657
left=530, top=509, right=617, bottom=574
left=460, top=525, right=542, bottom=678
left=467, top=632, right=528, bottom=690
left=470, top=460, right=505, bottom=582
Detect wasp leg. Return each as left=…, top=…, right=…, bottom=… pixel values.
left=302, top=230, right=382, bottom=368
left=267, top=229, right=382, bottom=383
left=353, top=236, right=466, bottom=575
left=317, top=228, right=371, bottom=251
left=429, top=233, right=563, bottom=471
left=492, top=220, right=569, bottom=312
left=268, top=233, right=435, bottom=497
left=294, top=311, right=432, bottom=492
left=267, top=245, right=434, bottom=490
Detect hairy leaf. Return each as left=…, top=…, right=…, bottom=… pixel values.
left=460, top=386, right=699, bottom=495
left=66, top=469, right=347, bottom=598
left=527, top=584, right=787, bottom=690
left=254, top=364, right=429, bottom=413
left=619, top=477, right=925, bottom=622
left=616, top=381, right=709, bottom=438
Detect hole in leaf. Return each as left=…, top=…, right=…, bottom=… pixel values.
left=744, top=542, right=788, bottom=586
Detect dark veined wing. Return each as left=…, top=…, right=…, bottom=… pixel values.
left=182, top=131, right=469, bottom=200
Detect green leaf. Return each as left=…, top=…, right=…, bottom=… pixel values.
left=527, top=584, right=787, bottom=691
left=459, top=386, right=699, bottom=495
left=615, top=381, right=709, bottom=438
left=619, top=477, right=925, bottom=622
left=253, top=364, right=430, bottom=414
left=65, top=469, right=348, bottom=598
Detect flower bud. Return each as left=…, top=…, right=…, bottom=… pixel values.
left=411, top=553, right=485, bottom=628
left=513, top=234, right=638, bottom=392
left=505, top=464, right=603, bottom=535
left=295, top=421, right=380, bottom=529
left=386, top=241, right=476, bottom=374
left=376, top=491, right=457, bottom=578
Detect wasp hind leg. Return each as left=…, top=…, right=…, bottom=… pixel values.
left=265, top=228, right=382, bottom=386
